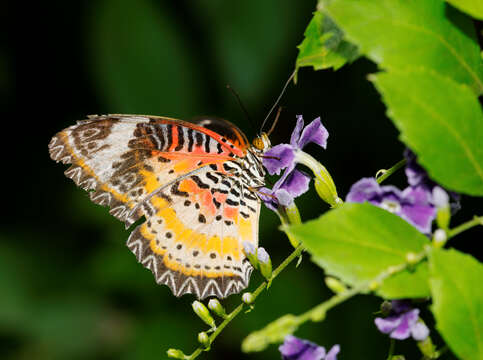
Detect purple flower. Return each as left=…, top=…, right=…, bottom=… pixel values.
left=404, top=149, right=460, bottom=213
left=260, top=115, right=329, bottom=210
left=375, top=300, right=429, bottom=341
left=279, top=335, right=340, bottom=360
left=346, top=178, right=436, bottom=233
left=263, top=115, right=329, bottom=176
left=260, top=170, right=311, bottom=211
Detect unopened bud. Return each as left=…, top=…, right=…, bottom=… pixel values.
left=432, top=229, right=447, bottom=248
left=208, top=298, right=227, bottom=318
left=433, top=187, right=450, bottom=230
left=283, top=204, right=301, bottom=247
left=436, top=206, right=451, bottom=230
left=257, top=247, right=272, bottom=280
left=405, top=252, right=418, bottom=265
left=325, top=277, right=347, bottom=294
left=192, top=300, right=216, bottom=328
left=198, top=331, right=210, bottom=347
left=380, top=300, right=392, bottom=316
left=315, top=176, right=341, bottom=208
left=295, top=150, right=340, bottom=207
left=242, top=241, right=259, bottom=269
left=242, top=292, right=254, bottom=305
left=167, top=348, right=186, bottom=359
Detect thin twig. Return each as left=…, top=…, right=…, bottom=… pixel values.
left=376, top=159, right=407, bottom=184
left=447, top=215, right=483, bottom=239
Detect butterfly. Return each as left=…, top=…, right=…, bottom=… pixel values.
left=48, top=114, right=271, bottom=299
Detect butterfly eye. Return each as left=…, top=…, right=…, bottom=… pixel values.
left=252, top=137, right=265, bottom=150
left=252, top=133, right=271, bottom=151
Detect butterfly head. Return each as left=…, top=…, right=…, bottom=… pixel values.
left=252, top=132, right=271, bottom=152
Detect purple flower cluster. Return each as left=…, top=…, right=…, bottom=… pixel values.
left=279, top=335, right=340, bottom=360
left=375, top=300, right=429, bottom=341
left=346, top=178, right=435, bottom=233
left=346, top=150, right=457, bottom=234
left=260, top=115, right=329, bottom=210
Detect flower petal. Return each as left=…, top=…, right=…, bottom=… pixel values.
left=298, top=346, right=326, bottom=360
left=325, top=345, right=340, bottom=360
left=402, top=186, right=432, bottom=205
left=290, top=115, right=305, bottom=146
left=400, top=203, right=436, bottom=233
left=297, top=117, right=329, bottom=149
left=346, top=178, right=382, bottom=203
left=274, top=188, right=294, bottom=207
left=258, top=187, right=277, bottom=211
left=432, top=186, right=449, bottom=208
left=375, top=316, right=401, bottom=334
left=390, top=309, right=419, bottom=340
left=404, top=149, right=428, bottom=188
left=263, top=144, right=295, bottom=175
left=410, top=321, right=430, bottom=341
left=279, top=335, right=310, bottom=358
left=278, top=170, right=311, bottom=199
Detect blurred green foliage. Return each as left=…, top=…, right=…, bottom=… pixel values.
left=3, top=0, right=482, bottom=359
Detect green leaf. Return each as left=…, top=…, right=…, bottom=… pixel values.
left=429, top=248, right=483, bottom=360
left=446, top=0, right=483, bottom=20
left=371, top=69, right=483, bottom=196
left=286, top=203, right=431, bottom=299
left=88, top=0, right=203, bottom=116
left=295, top=11, right=358, bottom=74
left=325, top=0, right=483, bottom=94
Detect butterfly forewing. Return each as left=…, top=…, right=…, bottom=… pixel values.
left=49, top=114, right=264, bottom=299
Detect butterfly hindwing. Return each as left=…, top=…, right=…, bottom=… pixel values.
left=127, top=168, right=260, bottom=298
left=49, top=114, right=262, bottom=298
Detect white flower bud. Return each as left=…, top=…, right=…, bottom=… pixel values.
left=192, top=300, right=216, bottom=328
left=242, top=241, right=259, bottom=269
left=432, top=229, right=447, bottom=248
left=242, top=292, right=254, bottom=305
left=257, top=247, right=273, bottom=281
left=198, top=331, right=210, bottom=346
left=208, top=298, right=227, bottom=318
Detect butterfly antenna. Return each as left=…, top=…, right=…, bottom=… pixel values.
left=226, top=84, right=257, bottom=134
left=266, top=106, right=282, bottom=137
left=259, top=70, right=296, bottom=135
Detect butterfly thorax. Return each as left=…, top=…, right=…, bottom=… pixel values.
left=230, top=148, right=266, bottom=189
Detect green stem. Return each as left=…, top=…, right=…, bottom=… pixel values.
left=252, top=249, right=428, bottom=345
left=185, top=243, right=305, bottom=360
left=447, top=215, right=483, bottom=239
left=376, top=159, right=407, bottom=184
left=387, top=339, right=395, bottom=360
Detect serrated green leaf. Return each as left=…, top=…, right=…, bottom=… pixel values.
left=325, top=0, right=483, bottom=94
left=371, top=69, right=483, bottom=196
left=286, top=203, right=431, bottom=299
left=429, top=248, right=483, bottom=360
left=295, top=11, right=358, bottom=73
left=446, top=0, right=483, bottom=20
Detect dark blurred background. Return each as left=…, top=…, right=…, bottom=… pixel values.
left=2, top=1, right=481, bottom=359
